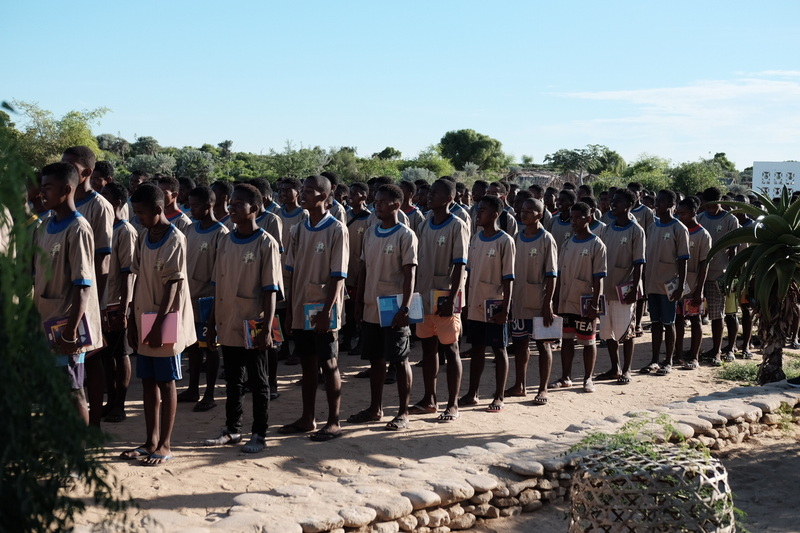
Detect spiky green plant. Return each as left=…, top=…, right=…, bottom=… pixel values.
left=708, top=186, right=800, bottom=384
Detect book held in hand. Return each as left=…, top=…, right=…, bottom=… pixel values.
left=378, top=293, right=424, bottom=327
left=484, top=299, right=505, bottom=322
left=616, top=280, right=643, bottom=302
left=580, top=294, right=606, bottom=317
left=101, top=304, right=123, bottom=331
left=141, top=311, right=179, bottom=344
left=665, top=276, right=691, bottom=298
left=532, top=315, right=563, bottom=340
left=243, top=316, right=284, bottom=349
left=683, top=298, right=705, bottom=316
left=44, top=314, right=93, bottom=351
left=304, top=303, right=339, bottom=330
left=431, top=289, right=463, bottom=314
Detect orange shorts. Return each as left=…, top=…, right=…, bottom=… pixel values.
left=415, top=314, right=462, bottom=345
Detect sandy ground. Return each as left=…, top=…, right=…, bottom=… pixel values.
left=80, top=326, right=799, bottom=531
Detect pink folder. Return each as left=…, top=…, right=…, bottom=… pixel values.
left=141, top=312, right=180, bottom=344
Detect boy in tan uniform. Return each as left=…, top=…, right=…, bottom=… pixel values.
left=98, top=182, right=138, bottom=423
left=343, top=182, right=371, bottom=353
left=34, top=162, right=104, bottom=424
left=596, top=190, right=645, bottom=385
left=123, top=183, right=197, bottom=465
left=156, top=175, right=192, bottom=234
left=178, top=186, right=229, bottom=411
left=348, top=184, right=418, bottom=430
left=276, top=178, right=307, bottom=364
left=205, top=184, right=282, bottom=453
left=675, top=197, right=711, bottom=369
left=62, top=146, right=113, bottom=427
left=408, top=179, right=469, bottom=421
left=211, top=180, right=235, bottom=231
left=551, top=202, right=607, bottom=393
left=280, top=175, right=349, bottom=441
left=459, top=195, right=515, bottom=412
left=400, top=180, right=426, bottom=235
left=507, top=198, right=558, bottom=404
left=640, top=190, right=689, bottom=374
left=547, top=189, right=576, bottom=246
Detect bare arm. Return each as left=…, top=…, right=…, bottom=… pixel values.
left=95, top=252, right=110, bottom=307
left=670, top=258, right=688, bottom=302
left=541, top=276, right=556, bottom=327
left=142, top=279, right=180, bottom=348
left=313, top=276, right=345, bottom=334
left=257, top=290, right=277, bottom=350
left=693, top=259, right=709, bottom=305
left=490, top=278, right=513, bottom=325
left=437, top=263, right=465, bottom=317
left=57, top=286, right=90, bottom=354
left=392, top=264, right=416, bottom=328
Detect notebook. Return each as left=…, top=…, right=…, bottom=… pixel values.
left=378, top=293, right=424, bottom=327
left=141, top=311, right=179, bottom=344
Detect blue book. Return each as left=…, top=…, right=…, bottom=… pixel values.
left=377, top=293, right=424, bottom=327
left=195, top=297, right=214, bottom=346
left=304, top=303, right=338, bottom=330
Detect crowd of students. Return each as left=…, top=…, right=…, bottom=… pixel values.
left=22, top=144, right=770, bottom=464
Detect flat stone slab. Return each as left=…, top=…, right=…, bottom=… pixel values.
left=338, top=506, right=377, bottom=527
left=510, top=460, right=545, bottom=477
left=297, top=510, right=345, bottom=533
left=402, top=489, right=442, bottom=510
left=465, top=474, right=498, bottom=492
left=428, top=479, right=475, bottom=504
left=272, top=484, right=315, bottom=498
left=718, top=407, right=746, bottom=421
left=365, top=496, right=414, bottom=521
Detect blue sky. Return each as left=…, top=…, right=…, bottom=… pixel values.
left=3, top=1, right=799, bottom=169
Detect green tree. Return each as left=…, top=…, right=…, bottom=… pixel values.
left=589, top=147, right=627, bottom=176
left=110, top=137, right=130, bottom=161
left=711, top=152, right=736, bottom=172
left=96, top=133, right=117, bottom=151
left=356, top=157, right=402, bottom=180
left=217, top=140, right=233, bottom=158
left=11, top=100, right=108, bottom=169
left=269, top=141, right=329, bottom=179
left=372, top=146, right=402, bottom=160
left=544, top=144, right=604, bottom=185
left=126, top=153, right=176, bottom=175
left=175, top=148, right=214, bottom=183
left=325, top=147, right=360, bottom=181
left=623, top=154, right=671, bottom=177
left=521, top=154, right=534, bottom=166
left=670, top=160, right=724, bottom=195
left=131, top=135, right=160, bottom=156
left=1, top=103, right=127, bottom=532
left=401, top=167, right=437, bottom=183
left=401, top=145, right=455, bottom=177
left=439, top=129, right=510, bottom=171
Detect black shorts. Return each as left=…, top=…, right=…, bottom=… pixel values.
left=360, top=322, right=410, bottom=363
left=465, top=319, right=508, bottom=349
left=291, top=330, right=338, bottom=361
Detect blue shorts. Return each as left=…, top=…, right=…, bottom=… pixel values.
left=466, top=319, right=508, bottom=349
left=56, top=353, right=86, bottom=390
left=136, top=353, right=182, bottom=382
left=647, top=294, right=677, bottom=325
left=511, top=319, right=534, bottom=340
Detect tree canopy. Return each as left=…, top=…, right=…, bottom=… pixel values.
left=439, top=129, right=510, bottom=171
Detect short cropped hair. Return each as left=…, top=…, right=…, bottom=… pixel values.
left=489, top=181, right=507, bottom=194
left=703, top=187, right=722, bottom=202
left=63, top=146, right=96, bottom=171
left=94, top=160, right=114, bottom=178
left=658, top=189, right=677, bottom=205
left=375, top=176, right=394, bottom=186
left=249, top=177, right=272, bottom=198
left=189, top=185, right=215, bottom=205
left=130, top=170, right=150, bottom=181
left=41, top=162, right=79, bottom=187
left=350, top=182, right=368, bottom=195
left=613, top=189, right=636, bottom=205
left=473, top=180, right=489, bottom=190
left=581, top=196, right=597, bottom=209
left=479, top=195, right=504, bottom=214
left=439, top=175, right=456, bottom=184
left=525, top=198, right=544, bottom=212
left=571, top=201, right=591, bottom=217
left=562, top=182, right=576, bottom=190
left=156, top=174, right=180, bottom=193
left=304, top=175, right=332, bottom=196
left=455, top=182, right=466, bottom=193
left=178, top=177, right=196, bottom=190
left=130, top=182, right=165, bottom=209
left=376, top=184, right=403, bottom=202
left=399, top=180, right=416, bottom=195
left=559, top=189, right=577, bottom=203
left=281, top=178, right=302, bottom=191
left=432, top=178, right=456, bottom=197
left=320, top=171, right=340, bottom=187
left=627, top=182, right=643, bottom=193
left=678, top=197, right=699, bottom=211
left=233, top=183, right=263, bottom=210
left=528, top=183, right=543, bottom=195
left=515, top=190, right=533, bottom=202
left=102, top=181, right=129, bottom=205
left=211, top=180, right=234, bottom=198
left=413, top=179, right=429, bottom=187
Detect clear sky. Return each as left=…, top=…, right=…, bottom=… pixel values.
left=3, top=1, right=799, bottom=169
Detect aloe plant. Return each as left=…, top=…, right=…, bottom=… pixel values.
left=708, top=185, right=800, bottom=384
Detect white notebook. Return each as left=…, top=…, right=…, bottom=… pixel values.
left=532, top=316, right=563, bottom=340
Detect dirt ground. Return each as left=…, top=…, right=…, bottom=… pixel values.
left=80, top=327, right=800, bottom=531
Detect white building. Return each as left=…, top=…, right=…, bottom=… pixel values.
left=752, top=161, right=800, bottom=197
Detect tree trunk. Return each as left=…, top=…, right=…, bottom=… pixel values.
left=755, top=296, right=794, bottom=385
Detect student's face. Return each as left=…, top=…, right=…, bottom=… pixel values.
left=461, top=189, right=472, bottom=205
left=373, top=191, right=400, bottom=220
left=158, top=184, right=177, bottom=206
left=472, top=185, right=486, bottom=202
left=544, top=191, right=556, bottom=206
left=519, top=200, right=542, bottom=227
left=676, top=205, right=694, bottom=226
left=610, top=193, right=631, bottom=218
left=188, top=195, right=211, bottom=220
left=39, top=175, right=71, bottom=209
left=335, top=188, right=348, bottom=205
left=178, top=183, right=192, bottom=205
left=475, top=201, right=498, bottom=228
left=348, top=187, right=367, bottom=207
left=570, top=209, right=590, bottom=233
left=643, top=196, right=655, bottom=209
left=61, top=153, right=91, bottom=184
left=486, top=185, right=505, bottom=201
left=228, top=191, right=257, bottom=225
left=299, top=181, right=327, bottom=210
left=90, top=171, right=109, bottom=193
left=427, top=183, right=452, bottom=210
left=279, top=183, right=298, bottom=205
left=99, top=187, right=120, bottom=211
left=401, top=187, right=414, bottom=204
left=654, top=194, right=673, bottom=217
left=132, top=202, right=162, bottom=229
left=413, top=188, right=429, bottom=206
left=513, top=195, right=527, bottom=218
left=129, top=175, right=142, bottom=193
left=599, top=194, right=610, bottom=211
left=557, top=193, right=574, bottom=213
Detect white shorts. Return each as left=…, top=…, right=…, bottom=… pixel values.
left=598, top=300, right=635, bottom=341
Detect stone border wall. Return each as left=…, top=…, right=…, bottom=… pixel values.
left=140, top=381, right=800, bottom=533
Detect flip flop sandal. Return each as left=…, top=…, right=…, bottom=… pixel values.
left=617, top=374, right=632, bottom=384
left=549, top=379, right=572, bottom=389
left=681, top=361, right=699, bottom=370
left=193, top=400, right=217, bottom=412
left=347, top=409, right=382, bottom=424
left=385, top=417, right=410, bottom=430
left=486, top=403, right=504, bottom=413
left=278, top=423, right=315, bottom=435
left=595, top=370, right=621, bottom=381
left=713, top=358, right=724, bottom=367
left=531, top=395, right=548, bottom=405
left=309, top=429, right=342, bottom=442
left=437, top=411, right=461, bottom=422
left=140, top=453, right=173, bottom=466
left=457, top=395, right=479, bottom=407
left=104, top=412, right=126, bottom=423
left=723, top=352, right=736, bottom=362
left=742, top=350, right=754, bottom=360
left=656, top=365, right=672, bottom=375
left=583, top=380, right=596, bottom=393
left=120, top=447, right=150, bottom=460
left=638, top=363, right=660, bottom=374
left=408, top=404, right=437, bottom=415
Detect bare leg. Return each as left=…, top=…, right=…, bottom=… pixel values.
left=582, top=343, right=597, bottom=382
left=723, top=314, right=738, bottom=354
left=442, top=342, right=461, bottom=417
left=178, top=344, right=201, bottom=401
left=559, top=338, right=575, bottom=383
left=740, top=305, right=753, bottom=351
left=689, top=316, right=703, bottom=361
left=142, top=378, right=160, bottom=452
left=621, top=338, right=634, bottom=375
left=710, top=318, right=723, bottom=355
left=320, top=356, right=341, bottom=433
left=604, top=339, right=620, bottom=375
left=535, top=340, right=552, bottom=398
left=71, top=389, right=89, bottom=425
left=85, top=355, right=105, bottom=427
left=201, top=347, right=219, bottom=403
left=506, top=338, right=530, bottom=396
left=142, top=380, right=176, bottom=464
left=396, top=359, right=412, bottom=419
left=490, top=346, right=508, bottom=407
left=368, top=359, right=386, bottom=416
left=412, top=337, right=439, bottom=410
left=459, top=345, right=485, bottom=405
left=663, top=323, right=676, bottom=366
left=649, top=322, right=663, bottom=365
left=675, top=316, right=686, bottom=362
